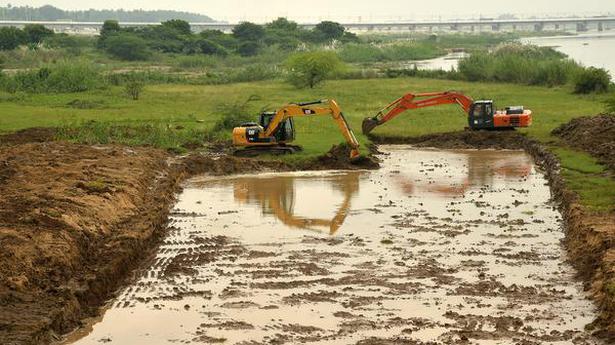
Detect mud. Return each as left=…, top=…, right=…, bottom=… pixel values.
left=552, top=113, right=615, bottom=171
left=65, top=147, right=602, bottom=344
left=0, top=140, right=376, bottom=345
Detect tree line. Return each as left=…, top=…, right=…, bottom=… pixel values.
left=98, top=18, right=359, bottom=60
left=0, top=5, right=214, bottom=22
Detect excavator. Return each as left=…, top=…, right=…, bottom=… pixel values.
left=362, top=91, right=532, bottom=134
left=232, top=172, right=361, bottom=235
left=233, top=99, right=361, bottom=160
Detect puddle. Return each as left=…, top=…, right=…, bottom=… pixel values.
left=66, top=146, right=602, bottom=344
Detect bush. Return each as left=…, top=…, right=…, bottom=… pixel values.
left=3, top=61, right=103, bottom=93
left=104, top=33, right=151, bottom=61
left=457, top=44, right=584, bottom=88
left=212, top=96, right=260, bottom=132
left=573, top=67, right=611, bottom=94
left=23, top=24, right=54, bottom=44
left=124, top=75, right=144, bottom=100
left=236, top=41, right=260, bottom=57
left=0, top=27, right=26, bottom=50
left=285, top=51, right=343, bottom=88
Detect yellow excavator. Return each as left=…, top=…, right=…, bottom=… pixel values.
left=232, top=172, right=361, bottom=235
left=232, top=99, right=361, bottom=160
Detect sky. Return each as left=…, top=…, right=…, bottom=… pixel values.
left=2, top=0, right=614, bottom=23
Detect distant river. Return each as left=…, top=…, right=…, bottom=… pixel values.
left=522, top=32, right=615, bottom=77
left=411, top=32, right=615, bottom=78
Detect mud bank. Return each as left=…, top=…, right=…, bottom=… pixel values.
left=0, top=139, right=376, bottom=345
left=372, top=131, right=615, bottom=339
left=552, top=113, right=615, bottom=172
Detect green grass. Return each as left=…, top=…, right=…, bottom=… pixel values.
left=552, top=147, right=615, bottom=212
left=0, top=77, right=611, bottom=210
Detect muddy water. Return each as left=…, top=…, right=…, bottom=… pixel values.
left=67, top=146, right=601, bottom=345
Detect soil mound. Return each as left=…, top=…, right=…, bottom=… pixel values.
left=370, top=130, right=526, bottom=150
left=552, top=114, right=615, bottom=171
left=0, top=127, right=57, bottom=146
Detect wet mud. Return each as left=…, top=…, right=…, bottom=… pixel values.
left=66, top=147, right=603, bottom=344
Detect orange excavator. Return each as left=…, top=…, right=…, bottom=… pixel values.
left=362, top=91, right=532, bottom=134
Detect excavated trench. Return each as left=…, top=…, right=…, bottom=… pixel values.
left=62, top=146, right=603, bottom=344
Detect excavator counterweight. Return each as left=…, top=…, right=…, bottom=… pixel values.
left=362, top=91, right=532, bottom=134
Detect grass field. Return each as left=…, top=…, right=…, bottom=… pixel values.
left=0, top=77, right=612, bottom=210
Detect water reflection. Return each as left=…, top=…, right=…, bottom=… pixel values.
left=393, top=150, right=532, bottom=197
left=228, top=172, right=363, bottom=234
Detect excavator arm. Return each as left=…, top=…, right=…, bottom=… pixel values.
left=362, top=91, right=475, bottom=134
left=265, top=99, right=361, bottom=160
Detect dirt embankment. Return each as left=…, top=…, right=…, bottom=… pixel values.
left=372, top=130, right=615, bottom=340
left=552, top=113, right=615, bottom=172
left=0, top=129, right=377, bottom=345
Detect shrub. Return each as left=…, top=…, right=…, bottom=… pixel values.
left=23, top=24, right=54, bottom=44
left=3, top=61, right=103, bottom=93
left=104, top=33, right=151, bottom=61
left=285, top=51, right=343, bottom=88
left=197, top=39, right=227, bottom=56
left=236, top=41, right=260, bottom=57
left=573, top=67, right=611, bottom=94
left=0, top=27, right=26, bottom=50
left=212, top=95, right=260, bottom=132
left=457, top=44, right=584, bottom=88
left=124, top=75, right=144, bottom=100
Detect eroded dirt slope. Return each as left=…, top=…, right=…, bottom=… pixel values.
left=0, top=142, right=176, bottom=344
left=552, top=113, right=615, bottom=171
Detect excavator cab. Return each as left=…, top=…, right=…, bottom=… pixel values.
left=259, top=112, right=295, bottom=143
left=468, top=100, right=495, bottom=129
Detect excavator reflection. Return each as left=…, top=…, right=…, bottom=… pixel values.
left=393, top=151, right=532, bottom=197
left=231, top=172, right=363, bottom=235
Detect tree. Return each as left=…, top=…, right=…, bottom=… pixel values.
left=313, top=21, right=346, bottom=42
left=23, top=24, right=54, bottom=44
left=285, top=51, right=343, bottom=88
left=100, top=20, right=120, bottom=37
left=232, top=22, right=265, bottom=42
left=266, top=17, right=298, bottom=31
left=162, top=19, right=191, bottom=35
left=104, top=33, right=151, bottom=61
left=0, top=27, right=26, bottom=50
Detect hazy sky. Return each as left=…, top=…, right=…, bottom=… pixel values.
left=3, top=0, right=614, bottom=22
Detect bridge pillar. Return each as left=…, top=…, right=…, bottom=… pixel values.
left=576, top=22, right=587, bottom=32
left=598, top=22, right=603, bottom=31
left=491, top=23, right=500, bottom=31
left=534, top=22, right=544, bottom=32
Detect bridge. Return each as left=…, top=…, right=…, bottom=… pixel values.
left=1, top=16, right=614, bottom=34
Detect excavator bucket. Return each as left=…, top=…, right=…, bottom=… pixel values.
left=361, top=117, right=380, bottom=135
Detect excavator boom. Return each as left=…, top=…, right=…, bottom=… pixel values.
left=362, top=91, right=531, bottom=134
